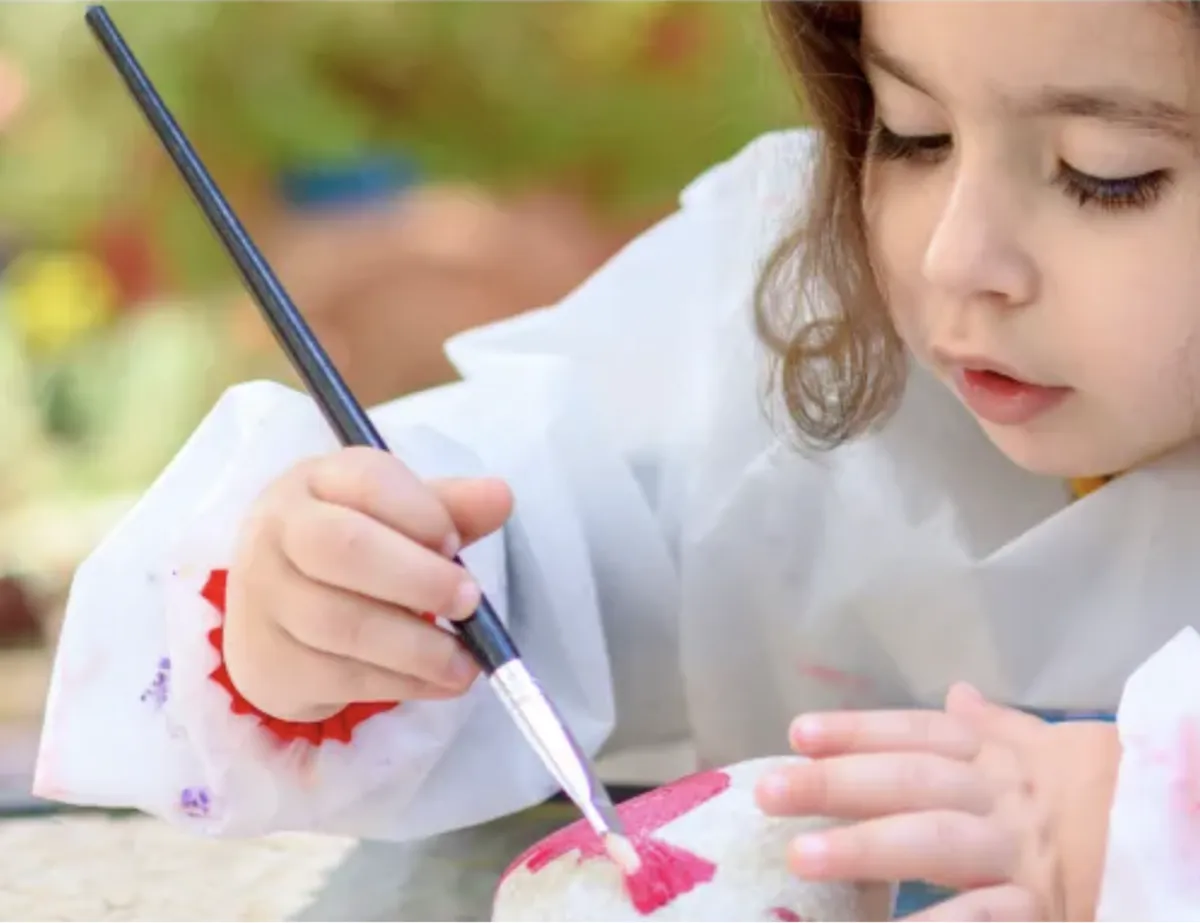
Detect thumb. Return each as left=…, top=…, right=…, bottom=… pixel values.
left=945, top=682, right=1046, bottom=749
left=431, top=476, right=514, bottom=548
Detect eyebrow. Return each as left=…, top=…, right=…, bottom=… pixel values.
left=1021, top=88, right=1195, bottom=141
left=862, top=39, right=1196, bottom=142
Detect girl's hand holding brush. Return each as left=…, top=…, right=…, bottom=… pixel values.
left=222, top=446, right=513, bottom=722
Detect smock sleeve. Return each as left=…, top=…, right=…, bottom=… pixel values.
left=1096, top=625, right=1200, bottom=919
left=34, top=130, right=819, bottom=841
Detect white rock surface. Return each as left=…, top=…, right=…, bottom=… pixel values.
left=493, top=757, right=893, bottom=922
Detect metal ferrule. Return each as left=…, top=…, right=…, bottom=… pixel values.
left=488, top=660, right=624, bottom=838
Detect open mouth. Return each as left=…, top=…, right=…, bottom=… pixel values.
left=953, top=366, right=1071, bottom=426
left=962, top=367, right=1028, bottom=393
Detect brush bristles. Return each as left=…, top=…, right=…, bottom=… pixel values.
left=603, top=832, right=642, bottom=875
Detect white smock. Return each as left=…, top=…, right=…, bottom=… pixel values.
left=34, top=128, right=1200, bottom=917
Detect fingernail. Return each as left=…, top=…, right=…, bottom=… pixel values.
left=441, top=532, right=462, bottom=558
left=446, top=652, right=478, bottom=688
left=757, top=771, right=790, bottom=808
left=952, top=681, right=985, bottom=706
left=791, top=834, right=830, bottom=873
left=445, top=580, right=480, bottom=620
left=790, top=715, right=823, bottom=748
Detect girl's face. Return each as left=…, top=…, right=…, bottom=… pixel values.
left=862, top=1, right=1200, bottom=478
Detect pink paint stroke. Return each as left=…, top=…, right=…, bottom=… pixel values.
left=795, top=662, right=876, bottom=707
left=1169, top=716, right=1200, bottom=871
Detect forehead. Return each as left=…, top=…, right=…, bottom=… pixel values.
left=861, top=2, right=1198, bottom=110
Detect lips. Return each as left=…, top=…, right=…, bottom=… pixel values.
left=952, top=364, right=1071, bottom=426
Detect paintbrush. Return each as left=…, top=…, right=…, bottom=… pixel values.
left=83, top=3, right=634, bottom=868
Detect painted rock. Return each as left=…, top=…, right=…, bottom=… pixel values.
left=493, top=756, right=893, bottom=922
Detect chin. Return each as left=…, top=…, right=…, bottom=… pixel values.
left=972, top=419, right=1136, bottom=481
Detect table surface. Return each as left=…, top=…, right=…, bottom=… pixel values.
left=0, top=813, right=354, bottom=921
left=0, top=642, right=656, bottom=922
left=0, top=801, right=575, bottom=922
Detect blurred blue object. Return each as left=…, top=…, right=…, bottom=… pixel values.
left=277, top=155, right=420, bottom=212
left=1031, top=708, right=1115, bottom=723
left=895, top=882, right=956, bottom=917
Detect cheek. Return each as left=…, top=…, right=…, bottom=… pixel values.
left=1105, top=198, right=1200, bottom=414
left=1069, top=266, right=1200, bottom=420
left=1132, top=305, right=1200, bottom=407
left=864, top=176, right=934, bottom=347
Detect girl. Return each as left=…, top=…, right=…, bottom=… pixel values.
left=35, top=1, right=1200, bottom=918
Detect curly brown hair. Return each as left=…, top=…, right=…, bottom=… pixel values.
left=754, top=1, right=904, bottom=450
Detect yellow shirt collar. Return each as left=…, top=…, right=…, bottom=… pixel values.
left=1069, top=475, right=1114, bottom=500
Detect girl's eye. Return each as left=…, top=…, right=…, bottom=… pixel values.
left=1053, top=163, right=1172, bottom=213
left=868, top=122, right=952, bottom=164
left=868, top=120, right=1173, bottom=214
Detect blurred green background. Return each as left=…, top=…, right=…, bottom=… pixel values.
left=0, top=2, right=795, bottom=289
left=0, top=2, right=799, bottom=649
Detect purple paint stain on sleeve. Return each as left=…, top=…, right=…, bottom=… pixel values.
left=140, top=657, right=171, bottom=708
left=179, top=786, right=211, bottom=818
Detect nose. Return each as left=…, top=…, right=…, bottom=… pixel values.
left=921, top=164, right=1038, bottom=308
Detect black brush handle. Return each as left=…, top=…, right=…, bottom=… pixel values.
left=85, top=5, right=517, bottom=673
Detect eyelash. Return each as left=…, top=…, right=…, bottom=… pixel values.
left=868, top=122, right=1173, bottom=213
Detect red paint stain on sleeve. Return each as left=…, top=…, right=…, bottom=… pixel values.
left=1174, top=717, right=1200, bottom=817
left=795, top=662, right=874, bottom=696
left=1157, top=714, right=1200, bottom=871
left=767, top=908, right=805, bottom=922
left=503, top=768, right=731, bottom=914
left=201, top=568, right=399, bottom=746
